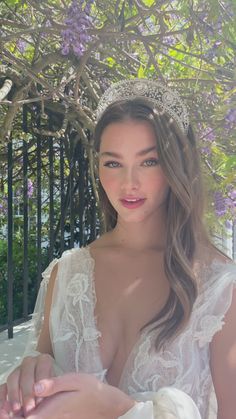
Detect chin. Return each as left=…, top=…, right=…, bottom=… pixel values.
left=119, top=213, right=153, bottom=224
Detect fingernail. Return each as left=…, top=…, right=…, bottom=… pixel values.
left=34, top=382, right=44, bottom=394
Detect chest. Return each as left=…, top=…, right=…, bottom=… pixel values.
left=50, top=246, right=221, bottom=418
left=93, top=251, right=170, bottom=386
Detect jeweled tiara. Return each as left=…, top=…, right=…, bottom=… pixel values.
left=96, top=79, right=189, bottom=134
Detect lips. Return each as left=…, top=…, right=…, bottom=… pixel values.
left=120, top=198, right=146, bottom=209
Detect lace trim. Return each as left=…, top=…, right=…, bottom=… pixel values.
left=50, top=247, right=107, bottom=379
left=41, top=258, right=58, bottom=287
left=194, top=315, right=225, bottom=347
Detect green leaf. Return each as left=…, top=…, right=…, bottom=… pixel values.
left=142, top=0, right=155, bottom=6
left=6, top=0, right=20, bottom=5
left=106, top=57, right=116, bottom=67
left=137, top=65, right=145, bottom=78
left=223, top=155, right=236, bottom=171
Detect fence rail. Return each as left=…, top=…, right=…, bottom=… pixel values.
left=0, top=109, right=235, bottom=339
left=0, top=111, right=98, bottom=338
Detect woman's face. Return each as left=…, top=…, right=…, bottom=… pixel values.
left=98, top=119, right=169, bottom=224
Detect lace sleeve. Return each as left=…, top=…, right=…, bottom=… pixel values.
left=193, top=262, right=236, bottom=348
left=118, top=388, right=202, bottom=419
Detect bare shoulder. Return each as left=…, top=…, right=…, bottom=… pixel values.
left=36, top=263, right=58, bottom=354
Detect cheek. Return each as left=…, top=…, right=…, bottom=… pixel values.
left=147, top=171, right=169, bottom=189
left=99, top=169, right=118, bottom=192
left=149, top=175, right=170, bottom=201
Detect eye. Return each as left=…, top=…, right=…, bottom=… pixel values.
left=103, top=161, right=121, bottom=168
left=143, top=159, right=159, bottom=167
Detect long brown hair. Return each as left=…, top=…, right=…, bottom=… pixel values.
left=93, top=98, right=209, bottom=350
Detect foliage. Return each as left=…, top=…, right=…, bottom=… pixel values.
left=0, top=0, right=235, bottom=227
left=0, top=0, right=235, bottom=326
left=0, top=234, right=49, bottom=325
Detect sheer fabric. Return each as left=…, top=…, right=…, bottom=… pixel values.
left=1, top=247, right=236, bottom=419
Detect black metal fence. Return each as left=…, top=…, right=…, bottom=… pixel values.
left=0, top=111, right=99, bottom=338
left=0, top=108, right=235, bottom=339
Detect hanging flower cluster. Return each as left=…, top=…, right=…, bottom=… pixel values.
left=61, top=0, right=94, bottom=57
left=214, top=189, right=236, bottom=219
left=225, top=108, right=236, bottom=131
left=16, top=39, right=27, bottom=53
left=0, top=180, right=34, bottom=216
left=0, top=196, right=7, bottom=215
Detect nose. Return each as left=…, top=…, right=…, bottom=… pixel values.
left=121, top=167, right=140, bottom=191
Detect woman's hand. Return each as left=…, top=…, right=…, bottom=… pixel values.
left=0, top=354, right=54, bottom=418
left=22, top=373, right=135, bottom=419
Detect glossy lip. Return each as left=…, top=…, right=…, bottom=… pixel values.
left=120, top=196, right=145, bottom=200
left=120, top=198, right=146, bottom=209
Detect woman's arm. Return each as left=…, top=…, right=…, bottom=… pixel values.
left=0, top=263, right=59, bottom=418
left=19, top=375, right=201, bottom=419
left=210, top=288, right=236, bottom=419
left=36, top=263, right=58, bottom=354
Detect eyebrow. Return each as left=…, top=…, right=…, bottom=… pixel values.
left=100, top=146, right=157, bottom=158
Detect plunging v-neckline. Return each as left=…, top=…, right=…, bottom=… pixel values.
left=80, top=245, right=149, bottom=388
left=78, top=247, right=229, bottom=388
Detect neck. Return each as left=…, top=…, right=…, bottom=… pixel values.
left=109, top=211, right=167, bottom=252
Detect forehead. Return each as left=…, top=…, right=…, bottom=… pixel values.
left=100, top=119, right=157, bottom=151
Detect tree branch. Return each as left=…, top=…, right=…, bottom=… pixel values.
left=0, top=79, right=13, bottom=101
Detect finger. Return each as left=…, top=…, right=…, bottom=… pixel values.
left=0, top=408, right=9, bottom=419
left=0, top=384, right=14, bottom=415
left=0, top=384, right=7, bottom=410
left=34, top=354, right=53, bottom=406
left=18, top=357, right=37, bottom=415
left=34, top=373, right=85, bottom=397
left=0, top=401, right=11, bottom=415
left=35, top=354, right=54, bottom=383
left=6, top=367, right=22, bottom=413
left=25, top=391, right=78, bottom=419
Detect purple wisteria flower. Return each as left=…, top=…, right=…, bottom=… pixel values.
left=229, top=189, right=236, bottom=200
left=225, top=108, right=236, bottom=130
left=164, top=35, right=176, bottom=47
left=204, top=91, right=218, bottom=106
left=61, top=0, right=94, bottom=57
left=17, top=39, right=27, bottom=53
left=27, top=179, right=34, bottom=198
left=214, top=189, right=236, bottom=218
left=42, top=20, right=52, bottom=39
left=214, top=191, right=227, bottom=217
left=0, top=197, right=8, bottom=215
left=228, top=189, right=236, bottom=216
left=200, top=146, right=211, bottom=156
left=204, top=41, right=222, bottom=59
left=199, top=125, right=216, bottom=142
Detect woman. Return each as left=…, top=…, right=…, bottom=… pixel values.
left=0, top=79, right=235, bottom=419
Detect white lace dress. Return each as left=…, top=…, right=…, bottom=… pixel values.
left=4, top=247, right=236, bottom=419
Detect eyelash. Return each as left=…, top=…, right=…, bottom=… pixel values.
left=103, top=161, right=120, bottom=168
left=143, top=159, right=159, bottom=167
left=103, top=159, right=159, bottom=168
